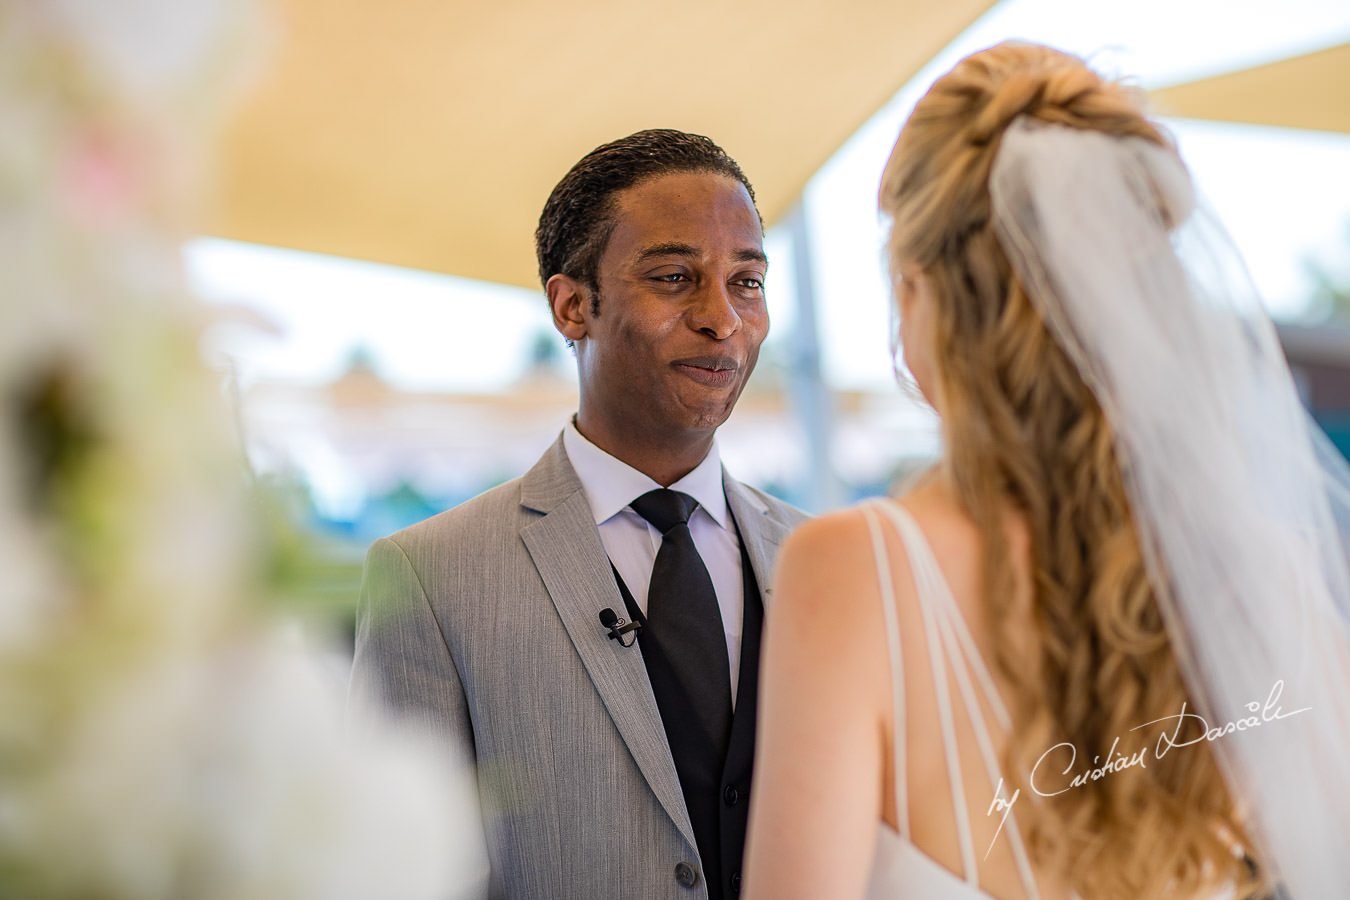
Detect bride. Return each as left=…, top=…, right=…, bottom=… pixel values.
left=743, top=42, right=1350, bottom=900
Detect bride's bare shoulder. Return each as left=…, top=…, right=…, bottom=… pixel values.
left=772, top=496, right=918, bottom=623
left=777, top=501, right=891, bottom=580
left=769, top=504, right=896, bottom=630
left=766, top=504, right=904, bottom=710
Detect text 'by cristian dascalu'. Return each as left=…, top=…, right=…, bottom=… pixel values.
left=982, top=679, right=1310, bottom=858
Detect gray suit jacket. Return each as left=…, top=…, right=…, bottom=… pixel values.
left=350, top=434, right=807, bottom=899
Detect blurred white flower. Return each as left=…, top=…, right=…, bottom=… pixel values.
left=0, top=1, right=484, bottom=897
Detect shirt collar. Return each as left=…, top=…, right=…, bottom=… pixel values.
left=562, top=418, right=729, bottom=529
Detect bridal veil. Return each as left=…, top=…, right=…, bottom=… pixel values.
left=989, top=117, right=1350, bottom=896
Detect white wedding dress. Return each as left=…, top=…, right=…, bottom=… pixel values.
left=859, top=499, right=1045, bottom=900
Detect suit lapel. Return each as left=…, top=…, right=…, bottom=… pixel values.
left=723, top=473, right=794, bottom=610
left=519, top=438, right=696, bottom=851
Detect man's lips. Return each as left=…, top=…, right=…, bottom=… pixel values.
left=672, top=355, right=740, bottom=388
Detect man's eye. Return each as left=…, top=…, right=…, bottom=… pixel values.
left=655, top=273, right=689, bottom=283
left=736, top=277, right=765, bottom=291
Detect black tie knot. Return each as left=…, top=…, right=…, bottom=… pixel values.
left=631, top=489, right=698, bottom=535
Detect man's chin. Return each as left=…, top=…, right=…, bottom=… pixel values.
left=680, top=395, right=741, bottom=433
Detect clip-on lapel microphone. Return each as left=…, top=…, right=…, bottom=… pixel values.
left=598, top=608, right=642, bottom=647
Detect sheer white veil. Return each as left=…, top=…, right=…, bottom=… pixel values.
left=989, top=116, right=1350, bottom=896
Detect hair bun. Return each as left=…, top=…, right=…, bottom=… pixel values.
left=970, top=71, right=1047, bottom=146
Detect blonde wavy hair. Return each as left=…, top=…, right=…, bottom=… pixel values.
left=880, top=43, right=1265, bottom=900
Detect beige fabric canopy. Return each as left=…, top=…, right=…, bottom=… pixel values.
left=1152, top=42, right=1350, bottom=136
left=210, top=0, right=995, bottom=289
left=210, top=4, right=1350, bottom=290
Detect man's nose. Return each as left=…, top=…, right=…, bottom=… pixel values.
left=688, top=280, right=741, bottom=340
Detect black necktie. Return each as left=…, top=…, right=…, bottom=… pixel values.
left=631, top=487, right=734, bottom=790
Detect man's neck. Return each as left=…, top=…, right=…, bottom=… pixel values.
left=573, top=415, right=714, bottom=487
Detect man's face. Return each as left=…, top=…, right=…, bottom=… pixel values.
left=552, top=170, right=769, bottom=454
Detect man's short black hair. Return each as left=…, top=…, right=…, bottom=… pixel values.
left=535, top=129, right=760, bottom=292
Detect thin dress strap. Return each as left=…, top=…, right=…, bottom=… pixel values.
left=866, top=499, right=1042, bottom=900
left=861, top=503, right=909, bottom=837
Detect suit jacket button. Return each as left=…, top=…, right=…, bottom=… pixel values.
left=674, top=861, right=699, bottom=888
left=723, top=784, right=740, bottom=806
left=731, top=872, right=742, bottom=894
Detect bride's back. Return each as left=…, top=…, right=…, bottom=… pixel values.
left=872, top=476, right=1076, bottom=900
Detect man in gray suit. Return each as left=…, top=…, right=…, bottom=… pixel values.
left=350, top=129, right=807, bottom=900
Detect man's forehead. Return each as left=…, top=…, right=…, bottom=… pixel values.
left=606, top=174, right=763, bottom=257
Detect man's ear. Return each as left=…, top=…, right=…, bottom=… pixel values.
left=547, top=273, right=589, bottom=343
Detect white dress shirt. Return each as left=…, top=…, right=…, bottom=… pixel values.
left=562, top=419, right=746, bottom=704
